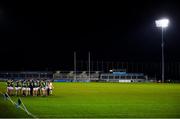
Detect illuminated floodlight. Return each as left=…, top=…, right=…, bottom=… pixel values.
left=155, top=18, right=170, bottom=83
left=155, top=18, right=169, bottom=28
left=109, top=69, right=113, bottom=72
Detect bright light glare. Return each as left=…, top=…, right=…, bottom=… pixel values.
left=155, top=18, right=169, bottom=28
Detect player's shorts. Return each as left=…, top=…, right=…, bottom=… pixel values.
left=45, top=86, right=49, bottom=90
left=7, top=87, right=14, bottom=90
left=41, top=87, right=46, bottom=91
left=35, top=87, right=40, bottom=91
left=33, top=87, right=39, bottom=91
left=15, top=87, right=21, bottom=90
left=22, top=87, right=26, bottom=91
left=26, top=88, right=30, bottom=91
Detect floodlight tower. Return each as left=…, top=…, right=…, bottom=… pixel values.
left=88, top=52, right=91, bottom=81
left=74, top=51, right=76, bottom=82
left=155, top=18, right=169, bottom=82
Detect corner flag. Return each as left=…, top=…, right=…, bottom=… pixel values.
left=3, top=93, right=8, bottom=101
left=16, top=98, right=22, bottom=108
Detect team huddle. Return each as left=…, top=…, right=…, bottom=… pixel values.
left=7, top=79, right=54, bottom=96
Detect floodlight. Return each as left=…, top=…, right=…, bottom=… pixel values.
left=155, top=18, right=170, bottom=83
left=109, top=70, right=113, bottom=72
left=155, top=18, right=169, bottom=28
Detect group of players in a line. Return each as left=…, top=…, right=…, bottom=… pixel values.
left=7, top=79, right=54, bottom=96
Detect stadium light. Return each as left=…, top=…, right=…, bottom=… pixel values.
left=74, top=52, right=76, bottom=82
left=155, top=19, right=169, bottom=28
left=155, top=18, right=169, bottom=83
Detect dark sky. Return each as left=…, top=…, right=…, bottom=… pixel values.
left=0, top=1, right=180, bottom=70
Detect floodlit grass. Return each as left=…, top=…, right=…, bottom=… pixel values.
left=0, top=82, right=180, bottom=118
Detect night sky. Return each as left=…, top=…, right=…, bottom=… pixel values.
left=0, top=1, right=180, bottom=71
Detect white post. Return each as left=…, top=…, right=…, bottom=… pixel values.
left=155, top=18, right=169, bottom=82
left=162, top=28, right=164, bottom=83
left=88, top=52, right=91, bottom=81
left=74, top=52, right=76, bottom=82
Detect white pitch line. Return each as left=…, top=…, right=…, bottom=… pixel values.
left=0, top=91, right=38, bottom=119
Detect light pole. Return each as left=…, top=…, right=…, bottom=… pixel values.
left=74, top=51, right=76, bottom=82
left=155, top=18, right=169, bottom=82
left=88, top=52, right=91, bottom=81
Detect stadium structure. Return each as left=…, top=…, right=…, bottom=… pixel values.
left=53, top=69, right=147, bottom=82
left=100, top=69, right=147, bottom=82
left=1, top=52, right=180, bottom=82
left=0, top=71, right=53, bottom=81
left=0, top=69, right=147, bottom=82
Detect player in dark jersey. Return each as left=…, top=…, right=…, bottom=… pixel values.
left=26, top=80, right=31, bottom=96
left=37, top=80, right=42, bottom=96
left=29, top=80, right=34, bottom=96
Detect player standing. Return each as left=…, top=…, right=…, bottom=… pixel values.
left=15, top=80, right=21, bottom=96
left=7, top=80, right=14, bottom=96
left=47, top=81, right=54, bottom=95
left=22, top=80, right=27, bottom=96
left=33, top=80, right=38, bottom=96
left=41, top=80, right=46, bottom=96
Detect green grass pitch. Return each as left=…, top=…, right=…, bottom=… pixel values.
left=0, top=82, right=180, bottom=118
